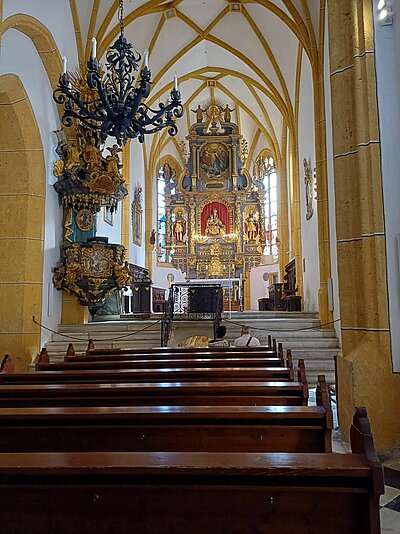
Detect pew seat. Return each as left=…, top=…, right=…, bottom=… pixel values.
left=0, top=404, right=332, bottom=453
left=2, top=366, right=295, bottom=384
left=0, top=380, right=308, bottom=407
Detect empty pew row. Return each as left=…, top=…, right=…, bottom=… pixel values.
left=0, top=378, right=308, bottom=407
left=0, top=377, right=331, bottom=454
left=0, top=408, right=383, bottom=534
left=2, top=365, right=297, bottom=384
left=36, top=356, right=285, bottom=371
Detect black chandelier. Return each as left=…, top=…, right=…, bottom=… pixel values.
left=53, top=0, right=183, bottom=146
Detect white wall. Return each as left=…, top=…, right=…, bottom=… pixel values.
left=298, top=50, right=320, bottom=312
left=250, top=264, right=280, bottom=310
left=3, top=0, right=78, bottom=71
left=373, top=0, right=400, bottom=371
left=324, top=9, right=342, bottom=342
left=1, top=29, right=64, bottom=346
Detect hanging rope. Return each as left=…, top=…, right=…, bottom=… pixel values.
left=222, top=317, right=341, bottom=332
left=32, top=316, right=162, bottom=342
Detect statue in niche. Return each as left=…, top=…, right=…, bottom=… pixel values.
left=83, top=137, right=102, bottom=172
left=106, top=144, right=122, bottom=175
left=244, top=210, right=259, bottom=242
left=205, top=208, right=226, bottom=237
left=172, top=211, right=186, bottom=243
left=223, top=104, right=235, bottom=122
left=191, top=104, right=205, bottom=123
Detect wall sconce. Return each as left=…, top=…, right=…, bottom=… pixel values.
left=377, top=0, right=393, bottom=25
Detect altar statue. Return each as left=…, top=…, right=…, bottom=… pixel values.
left=83, top=137, right=102, bottom=172
left=245, top=210, right=259, bottom=241
left=206, top=208, right=226, bottom=236
left=172, top=211, right=186, bottom=243
left=106, top=144, right=122, bottom=174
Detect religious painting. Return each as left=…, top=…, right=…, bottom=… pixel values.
left=103, top=206, right=114, bottom=226
left=131, top=184, right=143, bottom=246
left=303, top=157, right=314, bottom=220
left=199, top=142, right=230, bottom=181
left=201, top=202, right=230, bottom=236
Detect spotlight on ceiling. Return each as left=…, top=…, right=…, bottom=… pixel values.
left=377, top=0, right=393, bottom=25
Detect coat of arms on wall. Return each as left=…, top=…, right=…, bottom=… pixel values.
left=131, top=183, right=143, bottom=246
left=303, top=157, right=314, bottom=221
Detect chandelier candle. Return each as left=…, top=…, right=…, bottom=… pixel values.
left=53, top=0, right=183, bottom=145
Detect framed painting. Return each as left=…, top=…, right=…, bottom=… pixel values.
left=104, top=206, right=114, bottom=226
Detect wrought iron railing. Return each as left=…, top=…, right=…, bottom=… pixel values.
left=161, top=283, right=223, bottom=346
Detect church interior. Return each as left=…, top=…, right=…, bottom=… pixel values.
left=1, top=0, right=400, bottom=531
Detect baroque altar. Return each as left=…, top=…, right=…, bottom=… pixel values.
left=162, top=102, right=266, bottom=283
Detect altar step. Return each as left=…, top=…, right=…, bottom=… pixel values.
left=44, top=312, right=339, bottom=385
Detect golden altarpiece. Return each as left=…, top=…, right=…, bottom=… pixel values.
left=160, top=103, right=265, bottom=301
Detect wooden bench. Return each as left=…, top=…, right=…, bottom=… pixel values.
left=0, top=380, right=308, bottom=407
left=1, top=366, right=297, bottom=384
left=0, top=376, right=331, bottom=454
left=0, top=408, right=383, bottom=534
left=65, top=350, right=284, bottom=363
left=36, top=356, right=285, bottom=371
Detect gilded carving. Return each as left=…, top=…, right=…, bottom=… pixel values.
left=53, top=241, right=132, bottom=305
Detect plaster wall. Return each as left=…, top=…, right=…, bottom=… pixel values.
left=373, top=0, right=400, bottom=372
left=3, top=0, right=78, bottom=69
left=298, top=51, right=319, bottom=312
left=250, top=264, right=280, bottom=310
left=1, top=29, right=63, bottom=347
left=324, top=10, right=341, bottom=342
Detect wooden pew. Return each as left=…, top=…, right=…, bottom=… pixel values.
left=0, top=379, right=308, bottom=407
left=0, top=408, right=383, bottom=534
left=0, top=366, right=296, bottom=384
left=36, top=356, right=285, bottom=371
left=0, top=377, right=331, bottom=453
left=84, top=342, right=276, bottom=357
left=65, top=350, right=284, bottom=363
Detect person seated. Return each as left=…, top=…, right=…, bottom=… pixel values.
left=208, top=325, right=230, bottom=347
left=233, top=326, right=261, bottom=347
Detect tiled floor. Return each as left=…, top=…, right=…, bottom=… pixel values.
left=310, top=389, right=400, bottom=533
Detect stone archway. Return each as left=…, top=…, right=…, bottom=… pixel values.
left=0, top=74, right=45, bottom=370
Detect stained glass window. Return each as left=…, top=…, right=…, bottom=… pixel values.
left=157, top=163, right=175, bottom=263
left=254, top=155, right=279, bottom=261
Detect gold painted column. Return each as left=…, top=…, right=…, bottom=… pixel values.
left=278, top=126, right=290, bottom=280
left=313, top=17, right=333, bottom=327
left=288, top=132, right=303, bottom=300
left=121, top=141, right=131, bottom=250
left=327, top=0, right=400, bottom=451
left=0, top=75, right=45, bottom=370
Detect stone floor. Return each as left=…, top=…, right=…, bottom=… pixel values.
left=309, top=389, right=400, bottom=533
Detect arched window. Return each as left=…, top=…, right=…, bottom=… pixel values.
left=254, top=154, right=278, bottom=261
left=157, top=162, right=176, bottom=263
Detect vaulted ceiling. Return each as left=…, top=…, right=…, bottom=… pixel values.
left=70, top=0, right=323, bottom=168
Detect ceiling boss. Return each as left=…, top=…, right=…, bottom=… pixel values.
left=53, top=0, right=184, bottom=146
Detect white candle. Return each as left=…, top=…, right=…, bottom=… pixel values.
left=144, top=49, right=149, bottom=68
left=91, top=37, right=97, bottom=59
left=62, top=56, right=67, bottom=74
left=174, top=73, right=178, bottom=91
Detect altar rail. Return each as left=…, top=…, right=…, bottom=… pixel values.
left=161, top=284, right=223, bottom=346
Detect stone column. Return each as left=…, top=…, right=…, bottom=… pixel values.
left=121, top=142, right=131, bottom=251
left=278, top=127, right=290, bottom=280
left=327, top=0, right=400, bottom=451
left=314, top=18, right=333, bottom=327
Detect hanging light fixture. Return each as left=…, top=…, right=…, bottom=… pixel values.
left=53, top=0, right=183, bottom=145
